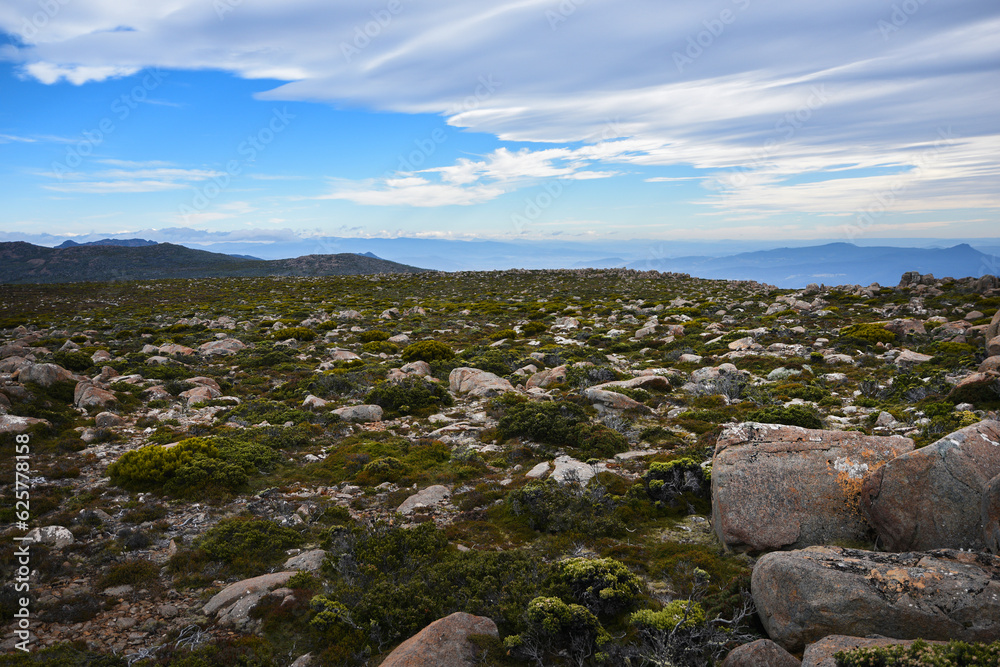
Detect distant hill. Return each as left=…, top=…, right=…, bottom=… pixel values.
left=56, top=238, right=158, bottom=249
left=629, top=242, right=998, bottom=288
left=0, top=242, right=428, bottom=284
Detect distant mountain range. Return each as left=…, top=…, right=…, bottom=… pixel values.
left=56, top=238, right=158, bottom=249
left=0, top=242, right=427, bottom=284
left=628, top=242, right=999, bottom=288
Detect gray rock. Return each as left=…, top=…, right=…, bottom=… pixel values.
left=0, top=414, right=50, bottom=434
left=550, top=455, right=595, bottom=484
left=289, top=654, right=314, bottom=667
left=986, top=309, right=1000, bottom=344
left=284, top=549, right=326, bottom=572
left=203, top=571, right=296, bottom=617
left=397, top=485, right=450, bottom=514
left=332, top=404, right=383, bottom=423
left=94, top=411, right=123, bottom=428
left=449, top=367, right=514, bottom=398
left=25, top=525, right=74, bottom=549
left=75, top=383, right=116, bottom=410
left=861, top=420, right=1000, bottom=551
left=400, top=360, right=431, bottom=376
left=18, top=362, right=76, bottom=387
left=712, top=422, right=913, bottom=552
left=983, top=474, right=1000, bottom=554
left=894, top=349, right=933, bottom=366
left=526, top=365, right=566, bottom=389
left=525, top=462, right=550, bottom=479
left=302, top=394, right=328, bottom=410
left=752, top=546, right=1000, bottom=652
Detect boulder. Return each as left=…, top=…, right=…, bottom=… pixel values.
left=988, top=335, right=1000, bottom=357
left=0, top=414, right=49, bottom=434
left=158, top=343, right=195, bottom=356
left=400, top=360, right=431, bottom=376
left=397, top=485, right=450, bottom=514
left=752, top=546, right=1000, bottom=652
left=284, top=549, right=326, bottom=572
left=860, top=420, right=1000, bottom=551
left=449, top=367, right=514, bottom=398
left=983, top=474, right=1000, bottom=554
left=203, top=571, right=297, bottom=625
left=180, top=385, right=221, bottom=406
left=330, top=349, right=361, bottom=362
left=75, top=383, right=116, bottom=410
left=986, top=309, right=1000, bottom=343
left=526, top=365, right=567, bottom=389
left=379, top=612, right=498, bottom=667
left=187, top=376, right=221, bottom=391
left=17, top=363, right=76, bottom=387
left=24, top=525, right=74, bottom=549
left=980, top=356, right=1000, bottom=373
left=592, top=375, right=670, bottom=392
left=332, top=404, right=383, bottom=423
left=94, top=411, right=123, bottom=428
left=198, top=339, right=245, bottom=356
left=581, top=387, right=649, bottom=412
left=712, top=422, right=913, bottom=552
left=801, top=635, right=946, bottom=667
left=91, top=350, right=112, bottom=363
left=550, top=455, right=595, bottom=484
left=894, top=349, right=933, bottom=366
left=884, top=318, right=926, bottom=336
left=302, top=394, right=328, bottom=410
left=721, top=639, right=800, bottom=667
left=0, top=356, right=31, bottom=374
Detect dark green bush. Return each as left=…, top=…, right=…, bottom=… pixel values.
left=358, top=330, right=390, bottom=343
left=644, top=458, right=711, bottom=509
left=506, top=479, right=625, bottom=536
left=497, top=400, right=586, bottom=445
left=270, top=326, right=316, bottom=341
left=362, top=340, right=398, bottom=354
left=52, top=350, right=94, bottom=372
left=107, top=439, right=218, bottom=492
left=400, top=340, right=455, bottom=363
left=747, top=404, right=823, bottom=429
left=504, top=596, right=610, bottom=666
left=195, top=517, right=301, bottom=576
left=464, top=348, right=517, bottom=376
left=522, top=321, right=548, bottom=336
left=364, top=377, right=453, bottom=416
left=554, top=557, right=643, bottom=616
left=839, top=323, right=896, bottom=345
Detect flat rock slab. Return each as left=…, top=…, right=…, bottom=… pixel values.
left=397, top=485, right=450, bottom=514
left=752, top=546, right=1000, bottom=652
left=861, top=420, right=1000, bottom=551
left=712, top=422, right=913, bottom=552
left=801, top=635, right=947, bottom=667
left=379, top=611, right=498, bottom=667
left=333, top=404, right=383, bottom=423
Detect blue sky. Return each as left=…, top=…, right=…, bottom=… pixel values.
left=0, top=0, right=998, bottom=248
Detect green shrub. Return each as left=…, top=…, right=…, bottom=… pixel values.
left=195, top=517, right=301, bottom=576
left=358, top=330, right=390, bottom=343
left=107, top=439, right=218, bottom=492
left=97, top=560, right=159, bottom=591
left=574, top=423, right=629, bottom=458
left=839, top=323, right=896, bottom=345
left=555, top=557, right=643, bottom=616
left=400, top=340, right=455, bottom=363
left=504, top=596, right=610, bottom=666
left=464, top=348, right=517, bottom=376
left=747, top=404, right=823, bottom=429
left=522, top=321, right=548, bottom=336
left=497, top=400, right=586, bottom=445
left=52, top=350, right=94, bottom=372
left=362, top=340, right=398, bottom=354
left=631, top=601, right=706, bottom=631
left=490, top=328, right=516, bottom=340
left=506, top=479, right=625, bottom=536
left=357, top=456, right=405, bottom=484
left=835, top=639, right=1000, bottom=666
left=270, top=326, right=316, bottom=341
left=364, top=377, right=453, bottom=416
left=644, top=458, right=710, bottom=508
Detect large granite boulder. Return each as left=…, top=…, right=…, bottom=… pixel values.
left=983, top=473, right=1000, bottom=554
left=526, top=365, right=566, bottom=389
left=712, top=422, right=913, bottom=552
left=860, top=420, right=1000, bottom=551
left=17, top=363, right=76, bottom=387
left=379, top=611, right=498, bottom=667
left=74, top=382, right=116, bottom=410
left=333, top=404, right=383, bottom=423
left=0, top=414, right=50, bottom=434
left=752, top=546, right=1000, bottom=652
left=203, top=571, right=296, bottom=629
left=986, top=308, right=1000, bottom=343
left=449, top=367, right=514, bottom=398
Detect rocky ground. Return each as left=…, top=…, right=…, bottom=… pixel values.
left=0, top=268, right=998, bottom=666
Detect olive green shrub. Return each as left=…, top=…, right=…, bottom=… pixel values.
left=555, top=557, right=643, bottom=616
left=400, top=340, right=454, bottom=363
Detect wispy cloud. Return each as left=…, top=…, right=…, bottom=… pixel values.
left=41, top=162, right=224, bottom=193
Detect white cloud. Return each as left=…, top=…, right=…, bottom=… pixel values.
left=42, top=163, right=224, bottom=193
left=2, top=0, right=997, bottom=220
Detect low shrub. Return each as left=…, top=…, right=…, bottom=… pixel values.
left=644, top=458, right=710, bottom=509
left=271, top=326, right=316, bottom=341
left=194, top=517, right=301, bottom=576
left=362, top=340, right=398, bottom=354
left=747, top=404, right=823, bottom=429
left=839, top=323, right=896, bottom=345
left=504, top=596, right=610, bottom=666
left=555, top=557, right=643, bottom=616
left=835, top=639, right=1000, bottom=667
left=400, top=340, right=455, bottom=363
left=358, top=330, right=390, bottom=343
left=364, top=377, right=453, bottom=416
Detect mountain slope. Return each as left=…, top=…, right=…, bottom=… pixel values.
left=0, top=242, right=428, bottom=284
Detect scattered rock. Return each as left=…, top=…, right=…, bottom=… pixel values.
left=379, top=612, right=498, bottom=667
left=397, top=485, right=450, bottom=514
left=894, top=349, right=933, bottom=366
left=0, top=414, right=50, bottom=434
left=25, top=525, right=74, bottom=549
left=525, top=462, right=550, bottom=479
left=94, top=411, right=123, bottom=428
left=284, top=549, right=326, bottom=572
left=75, top=383, right=117, bottom=410
left=526, top=365, right=566, bottom=389
left=302, top=394, right=328, bottom=410
left=332, top=404, right=383, bottom=423
left=330, top=349, right=361, bottom=362
left=203, top=571, right=296, bottom=628
left=550, top=455, right=595, bottom=484
left=982, top=474, right=1000, bottom=554
left=712, top=422, right=913, bottom=552
left=861, top=420, right=1000, bottom=551
left=198, top=339, right=246, bottom=356
left=17, top=362, right=77, bottom=387
left=752, top=546, right=1000, bottom=652
left=449, top=367, right=514, bottom=398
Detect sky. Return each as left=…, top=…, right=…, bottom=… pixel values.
left=0, top=0, right=998, bottom=249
